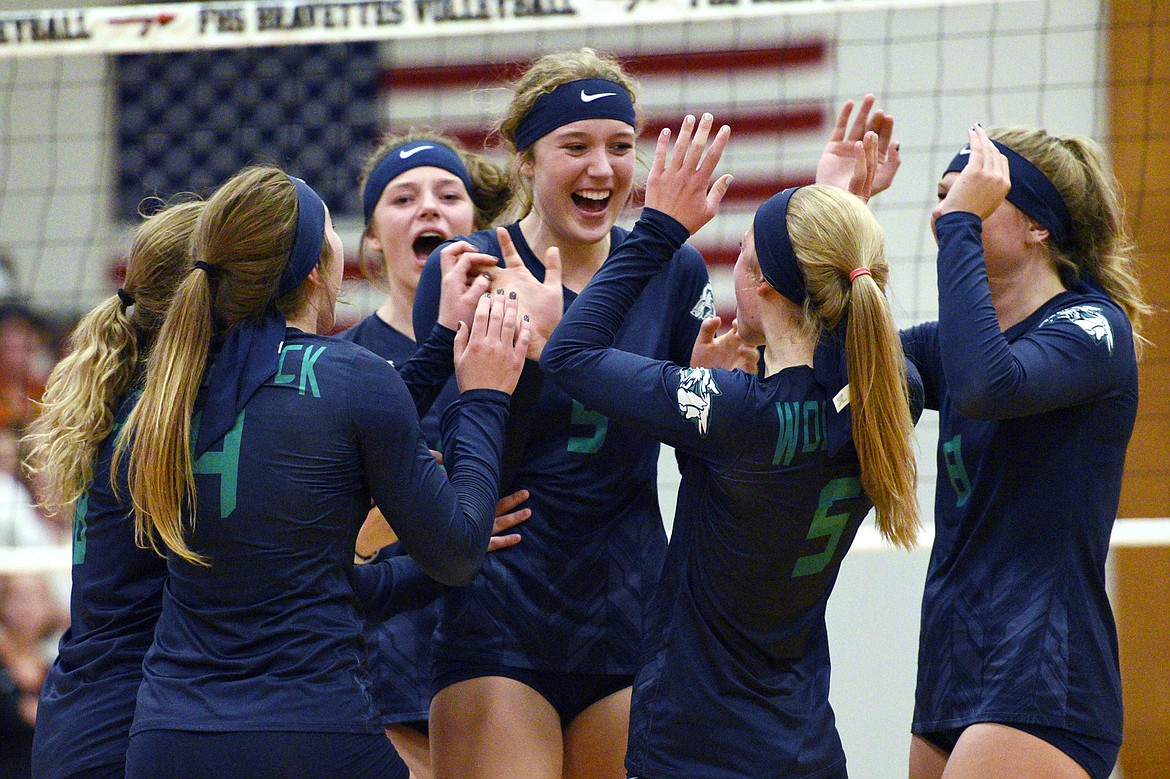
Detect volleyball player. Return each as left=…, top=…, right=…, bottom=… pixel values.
left=414, top=49, right=748, bottom=779
left=543, top=112, right=921, bottom=779
left=341, top=129, right=521, bottom=779
left=24, top=201, right=202, bottom=779
left=902, top=125, right=1147, bottom=779
left=117, top=166, right=529, bottom=778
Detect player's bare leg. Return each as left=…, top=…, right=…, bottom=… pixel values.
left=431, top=676, right=561, bottom=779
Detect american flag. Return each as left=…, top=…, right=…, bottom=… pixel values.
left=114, top=42, right=381, bottom=221
left=115, top=36, right=833, bottom=316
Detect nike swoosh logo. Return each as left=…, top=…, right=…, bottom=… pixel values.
left=400, top=145, right=435, bottom=159
left=959, top=148, right=971, bottom=155
left=580, top=90, right=616, bottom=103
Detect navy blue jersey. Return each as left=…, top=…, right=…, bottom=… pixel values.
left=130, top=331, right=508, bottom=736
left=32, top=393, right=166, bottom=777
left=543, top=209, right=902, bottom=778
left=339, top=312, right=458, bottom=448
left=340, top=313, right=444, bottom=725
left=903, top=212, right=1134, bottom=748
left=414, top=221, right=710, bottom=674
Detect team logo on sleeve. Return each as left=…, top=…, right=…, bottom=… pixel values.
left=689, top=282, right=716, bottom=321
left=677, top=367, right=721, bottom=436
left=1041, top=304, right=1114, bottom=354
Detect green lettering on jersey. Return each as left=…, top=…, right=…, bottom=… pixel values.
left=773, top=402, right=800, bottom=466
left=801, top=400, right=826, bottom=453
left=72, top=492, right=88, bottom=564
left=792, top=476, right=861, bottom=578
left=567, top=399, right=608, bottom=454
left=193, top=410, right=245, bottom=518
left=942, top=434, right=971, bottom=508
left=275, top=343, right=325, bottom=397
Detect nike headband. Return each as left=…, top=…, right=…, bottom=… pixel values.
left=362, top=140, right=476, bottom=224
left=753, top=187, right=806, bottom=306
left=944, top=139, right=1071, bottom=245
left=514, top=78, right=637, bottom=151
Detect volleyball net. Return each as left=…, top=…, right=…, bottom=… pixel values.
left=0, top=0, right=1165, bottom=574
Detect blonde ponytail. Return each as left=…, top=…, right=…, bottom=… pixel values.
left=787, top=185, right=919, bottom=548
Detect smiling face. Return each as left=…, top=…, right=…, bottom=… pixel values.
left=365, top=165, right=476, bottom=296
left=521, top=118, right=636, bottom=248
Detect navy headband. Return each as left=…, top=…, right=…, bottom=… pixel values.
left=753, top=187, right=806, bottom=306
left=514, top=78, right=637, bottom=151
left=944, top=139, right=1071, bottom=245
left=361, top=141, right=476, bottom=224
left=280, top=176, right=327, bottom=298
left=195, top=174, right=327, bottom=460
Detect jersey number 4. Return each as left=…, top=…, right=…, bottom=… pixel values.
left=193, top=410, right=245, bottom=519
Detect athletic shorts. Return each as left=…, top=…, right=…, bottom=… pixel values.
left=125, top=729, right=409, bottom=779
left=434, top=661, right=633, bottom=726
left=919, top=722, right=1118, bottom=779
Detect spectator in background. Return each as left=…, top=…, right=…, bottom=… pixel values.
left=0, top=573, right=67, bottom=779
left=0, top=302, right=54, bottom=433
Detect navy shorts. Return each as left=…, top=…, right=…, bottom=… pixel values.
left=434, top=661, right=633, bottom=726
left=919, top=722, right=1118, bottom=779
left=125, top=729, right=409, bottom=779
left=63, top=764, right=127, bottom=779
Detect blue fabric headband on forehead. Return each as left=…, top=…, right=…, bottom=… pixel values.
left=361, top=141, right=476, bottom=224
left=754, top=186, right=856, bottom=456
left=753, top=187, right=806, bottom=306
left=514, top=78, right=637, bottom=151
left=281, top=176, right=327, bottom=296
left=195, top=174, right=328, bottom=459
left=944, top=139, right=1071, bottom=245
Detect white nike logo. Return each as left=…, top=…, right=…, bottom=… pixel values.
left=580, top=90, right=616, bottom=103
left=959, top=148, right=971, bottom=155
left=400, top=145, right=435, bottom=159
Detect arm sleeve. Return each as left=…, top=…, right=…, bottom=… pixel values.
left=412, top=245, right=446, bottom=345
left=935, top=211, right=1132, bottom=419
left=543, top=208, right=746, bottom=455
left=396, top=323, right=457, bottom=418
left=350, top=352, right=509, bottom=587
left=351, top=554, right=445, bottom=622
left=899, top=322, right=943, bottom=412
left=670, top=247, right=709, bottom=367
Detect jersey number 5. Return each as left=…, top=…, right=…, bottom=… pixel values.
left=791, top=476, right=861, bottom=578
left=567, top=400, right=609, bottom=454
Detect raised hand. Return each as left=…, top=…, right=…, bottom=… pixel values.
left=816, top=95, right=901, bottom=200
left=690, top=316, right=759, bottom=373
left=487, top=226, right=563, bottom=359
left=453, top=288, right=530, bottom=394
left=934, top=124, right=1010, bottom=222
left=644, top=113, right=732, bottom=235
left=436, top=241, right=499, bottom=331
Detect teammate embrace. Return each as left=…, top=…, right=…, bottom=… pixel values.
left=26, top=45, right=1145, bottom=779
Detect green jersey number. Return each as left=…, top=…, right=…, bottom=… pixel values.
left=792, top=476, right=862, bottom=578
left=193, top=410, right=245, bottom=519
left=567, top=400, right=608, bottom=454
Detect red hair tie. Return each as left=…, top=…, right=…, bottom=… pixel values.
left=848, top=267, right=872, bottom=282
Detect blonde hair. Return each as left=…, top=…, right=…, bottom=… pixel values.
left=117, top=166, right=334, bottom=566
left=497, top=48, right=641, bottom=221
left=784, top=185, right=919, bottom=549
left=989, top=127, right=1151, bottom=358
left=358, top=128, right=512, bottom=284
left=24, top=200, right=202, bottom=516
